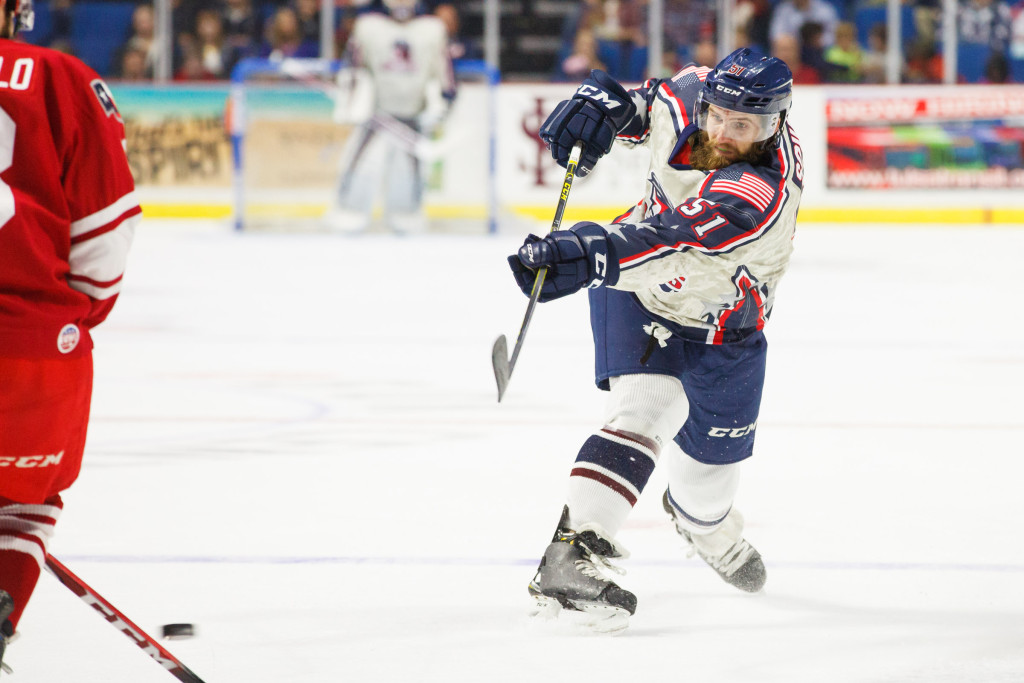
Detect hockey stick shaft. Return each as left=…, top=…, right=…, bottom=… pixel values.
left=492, top=141, right=584, bottom=401
left=44, top=556, right=207, bottom=683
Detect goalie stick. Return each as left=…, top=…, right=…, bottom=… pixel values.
left=44, top=556, right=207, bottom=683
left=492, top=140, right=584, bottom=402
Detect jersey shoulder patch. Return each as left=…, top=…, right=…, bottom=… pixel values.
left=90, top=79, right=122, bottom=123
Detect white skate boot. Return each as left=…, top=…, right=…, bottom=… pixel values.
left=662, top=490, right=766, bottom=593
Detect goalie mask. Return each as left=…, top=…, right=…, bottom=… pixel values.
left=695, top=48, right=792, bottom=146
left=382, top=0, right=417, bottom=22
left=4, top=0, right=33, bottom=34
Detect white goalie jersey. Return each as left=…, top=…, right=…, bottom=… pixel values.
left=343, top=11, right=456, bottom=123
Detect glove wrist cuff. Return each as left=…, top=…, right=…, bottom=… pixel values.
left=572, top=222, right=618, bottom=288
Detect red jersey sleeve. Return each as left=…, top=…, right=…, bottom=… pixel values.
left=0, top=41, right=139, bottom=358
left=59, top=60, right=140, bottom=329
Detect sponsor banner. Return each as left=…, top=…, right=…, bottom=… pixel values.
left=110, top=84, right=342, bottom=190
left=110, top=85, right=233, bottom=187
left=826, top=87, right=1024, bottom=190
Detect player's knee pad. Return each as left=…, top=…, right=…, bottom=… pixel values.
left=604, top=373, right=687, bottom=455
left=665, top=449, right=740, bottom=533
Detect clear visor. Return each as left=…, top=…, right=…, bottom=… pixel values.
left=697, top=104, right=780, bottom=144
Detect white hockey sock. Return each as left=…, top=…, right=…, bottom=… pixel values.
left=665, top=448, right=740, bottom=536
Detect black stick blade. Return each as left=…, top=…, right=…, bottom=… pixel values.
left=491, top=335, right=511, bottom=402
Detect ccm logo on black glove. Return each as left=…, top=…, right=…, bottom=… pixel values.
left=506, top=223, right=618, bottom=303
left=575, top=84, right=625, bottom=111
left=539, top=70, right=637, bottom=177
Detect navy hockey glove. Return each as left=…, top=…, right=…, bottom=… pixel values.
left=506, top=222, right=618, bottom=302
left=539, top=70, right=636, bottom=177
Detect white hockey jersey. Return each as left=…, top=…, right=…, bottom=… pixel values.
left=346, top=11, right=455, bottom=121
left=595, top=65, right=805, bottom=345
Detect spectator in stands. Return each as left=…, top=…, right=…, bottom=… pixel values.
left=663, top=0, right=716, bottom=59
left=861, top=22, right=887, bottom=83
left=983, top=50, right=1011, bottom=81
left=559, top=27, right=607, bottom=81
left=32, top=0, right=73, bottom=54
left=617, top=0, right=648, bottom=50
left=692, top=38, right=717, bottom=67
left=434, top=3, right=478, bottom=62
left=903, top=36, right=943, bottom=83
left=292, top=0, right=322, bottom=48
left=261, top=6, right=319, bottom=60
left=798, top=21, right=830, bottom=77
left=172, top=0, right=209, bottom=70
left=769, top=0, right=839, bottom=47
left=221, top=0, right=262, bottom=73
left=174, top=44, right=219, bottom=81
left=772, top=33, right=821, bottom=83
left=195, top=8, right=227, bottom=78
left=824, top=21, right=864, bottom=82
left=591, top=0, right=646, bottom=80
left=960, top=0, right=1013, bottom=53
left=113, top=3, right=160, bottom=80
left=116, top=46, right=150, bottom=80
left=735, top=0, right=772, bottom=53
left=912, top=0, right=942, bottom=44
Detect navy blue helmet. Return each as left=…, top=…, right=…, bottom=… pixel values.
left=695, top=48, right=793, bottom=145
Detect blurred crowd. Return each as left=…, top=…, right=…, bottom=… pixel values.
left=18, top=0, right=1024, bottom=84
left=24, top=0, right=467, bottom=80
left=557, top=0, right=1024, bottom=84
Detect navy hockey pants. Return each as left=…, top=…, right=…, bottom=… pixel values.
left=589, top=287, right=767, bottom=465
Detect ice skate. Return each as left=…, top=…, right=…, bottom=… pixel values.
left=527, top=507, right=636, bottom=633
left=662, top=490, right=766, bottom=593
left=0, top=590, right=14, bottom=676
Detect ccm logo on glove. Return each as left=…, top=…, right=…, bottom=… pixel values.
left=575, top=84, right=624, bottom=110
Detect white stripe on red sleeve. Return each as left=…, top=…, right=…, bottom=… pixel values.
left=70, top=191, right=141, bottom=239
left=69, top=211, right=139, bottom=300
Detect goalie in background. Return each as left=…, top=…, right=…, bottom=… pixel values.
left=327, top=0, right=456, bottom=234
left=0, top=0, right=139, bottom=670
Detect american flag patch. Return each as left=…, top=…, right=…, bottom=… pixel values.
left=709, top=172, right=775, bottom=212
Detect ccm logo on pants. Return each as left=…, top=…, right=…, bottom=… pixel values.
left=0, top=452, right=65, bottom=468
left=707, top=423, right=756, bottom=438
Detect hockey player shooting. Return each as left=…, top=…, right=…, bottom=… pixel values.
left=0, top=0, right=139, bottom=672
left=506, top=49, right=803, bottom=633
left=328, top=0, right=456, bottom=234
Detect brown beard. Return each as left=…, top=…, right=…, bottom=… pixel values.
left=688, top=131, right=770, bottom=171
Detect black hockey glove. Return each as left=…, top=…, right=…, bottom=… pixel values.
left=540, top=70, right=636, bottom=177
left=507, top=222, right=618, bottom=302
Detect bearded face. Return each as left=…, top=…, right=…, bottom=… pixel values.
left=688, top=131, right=770, bottom=171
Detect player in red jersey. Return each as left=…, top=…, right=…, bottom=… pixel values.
left=0, top=0, right=140, bottom=671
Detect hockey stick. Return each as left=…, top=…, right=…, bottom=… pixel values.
left=492, top=140, right=584, bottom=402
left=44, top=556, right=207, bottom=683
left=367, top=111, right=445, bottom=161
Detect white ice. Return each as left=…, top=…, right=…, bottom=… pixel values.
left=12, top=219, right=1024, bottom=682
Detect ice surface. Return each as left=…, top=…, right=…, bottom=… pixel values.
left=12, top=220, right=1024, bottom=682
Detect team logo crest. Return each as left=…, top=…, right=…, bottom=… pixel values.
left=91, top=79, right=123, bottom=122
left=57, top=324, right=80, bottom=354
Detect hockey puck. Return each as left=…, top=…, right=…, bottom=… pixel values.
left=161, top=623, right=195, bottom=640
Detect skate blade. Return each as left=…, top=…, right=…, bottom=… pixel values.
left=530, top=595, right=631, bottom=634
